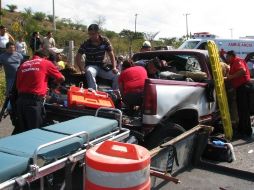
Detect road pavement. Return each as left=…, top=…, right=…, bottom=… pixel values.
left=0, top=115, right=13, bottom=137
left=152, top=166, right=254, bottom=190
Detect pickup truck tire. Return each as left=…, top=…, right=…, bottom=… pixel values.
left=144, top=122, right=186, bottom=150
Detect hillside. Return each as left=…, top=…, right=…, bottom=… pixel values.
left=2, top=10, right=87, bottom=50
left=1, top=9, right=146, bottom=55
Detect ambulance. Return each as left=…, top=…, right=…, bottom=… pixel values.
left=178, top=32, right=254, bottom=59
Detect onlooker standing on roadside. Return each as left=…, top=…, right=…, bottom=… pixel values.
left=0, top=25, right=15, bottom=54
left=29, top=31, right=42, bottom=54
left=42, top=31, right=55, bottom=51
left=225, top=50, right=253, bottom=138
left=76, top=24, right=119, bottom=90
left=16, top=36, right=28, bottom=56
left=0, top=42, right=23, bottom=94
left=16, top=50, right=65, bottom=132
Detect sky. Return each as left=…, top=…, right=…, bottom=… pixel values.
left=3, top=0, right=254, bottom=39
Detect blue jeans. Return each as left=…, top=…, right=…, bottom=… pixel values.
left=6, top=78, right=15, bottom=95
left=85, top=65, right=119, bottom=90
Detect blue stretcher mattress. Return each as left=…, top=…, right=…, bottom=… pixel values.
left=43, top=116, right=118, bottom=140
left=0, top=116, right=119, bottom=183
left=0, top=152, right=30, bottom=183
left=0, top=129, right=83, bottom=162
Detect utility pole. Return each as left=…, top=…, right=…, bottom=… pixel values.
left=184, top=13, right=190, bottom=39
left=53, top=0, right=56, bottom=31
left=229, top=28, right=233, bottom=38
left=134, top=13, right=138, bottom=37
left=0, top=0, right=2, bottom=24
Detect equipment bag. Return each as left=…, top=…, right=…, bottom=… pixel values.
left=67, top=86, right=115, bottom=109
left=202, top=136, right=235, bottom=163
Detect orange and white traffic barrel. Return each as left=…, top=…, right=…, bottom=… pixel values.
left=85, top=140, right=151, bottom=190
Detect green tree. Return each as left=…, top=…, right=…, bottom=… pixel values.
left=56, top=18, right=72, bottom=29
left=159, top=37, right=186, bottom=48
left=6, top=4, right=18, bottom=12
left=118, top=29, right=146, bottom=55
left=119, top=29, right=135, bottom=39
left=119, top=29, right=144, bottom=40
left=103, top=30, right=118, bottom=39
left=24, top=7, right=32, bottom=16
left=19, top=15, right=42, bottom=42
left=133, top=32, right=144, bottom=40
left=56, top=21, right=68, bottom=29
left=111, top=37, right=129, bottom=56
left=47, top=15, right=58, bottom=22
left=54, top=29, right=86, bottom=48
left=33, top=12, right=46, bottom=21
left=0, top=9, right=7, bottom=18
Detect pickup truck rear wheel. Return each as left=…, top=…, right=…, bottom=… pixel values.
left=144, top=122, right=186, bottom=150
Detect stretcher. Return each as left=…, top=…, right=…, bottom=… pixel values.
left=0, top=108, right=130, bottom=190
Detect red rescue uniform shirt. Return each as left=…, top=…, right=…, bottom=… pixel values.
left=16, top=56, right=64, bottom=96
left=229, top=57, right=250, bottom=89
left=118, top=66, right=148, bottom=94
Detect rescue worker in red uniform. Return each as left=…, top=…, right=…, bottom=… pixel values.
left=16, top=50, right=65, bottom=132
left=225, top=50, right=253, bottom=138
left=118, top=59, right=148, bottom=110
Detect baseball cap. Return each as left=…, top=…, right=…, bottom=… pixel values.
left=142, top=41, right=151, bottom=48
left=49, top=47, right=64, bottom=54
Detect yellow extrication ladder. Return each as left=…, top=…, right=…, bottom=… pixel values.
left=207, top=40, right=233, bottom=140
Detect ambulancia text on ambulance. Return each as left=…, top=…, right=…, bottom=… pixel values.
left=179, top=32, right=254, bottom=59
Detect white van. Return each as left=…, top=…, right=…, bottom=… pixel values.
left=179, top=33, right=254, bottom=59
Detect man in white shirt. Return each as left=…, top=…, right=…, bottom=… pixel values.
left=42, top=31, right=55, bottom=51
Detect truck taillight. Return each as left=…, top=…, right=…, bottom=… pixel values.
left=143, top=83, right=157, bottom=115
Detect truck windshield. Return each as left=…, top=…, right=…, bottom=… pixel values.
left=178, top=40, right=201, bottom=49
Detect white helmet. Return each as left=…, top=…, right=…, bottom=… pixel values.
left=142, top=41, right=151, bottom=48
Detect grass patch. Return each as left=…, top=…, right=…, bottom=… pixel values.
left=0, top=70, right=6, bottom=106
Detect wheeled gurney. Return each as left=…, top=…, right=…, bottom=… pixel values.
left=0, top=108, right=129, bottom=190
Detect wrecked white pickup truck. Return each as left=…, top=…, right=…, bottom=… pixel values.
left=45, top=49, right=220, bottom=149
